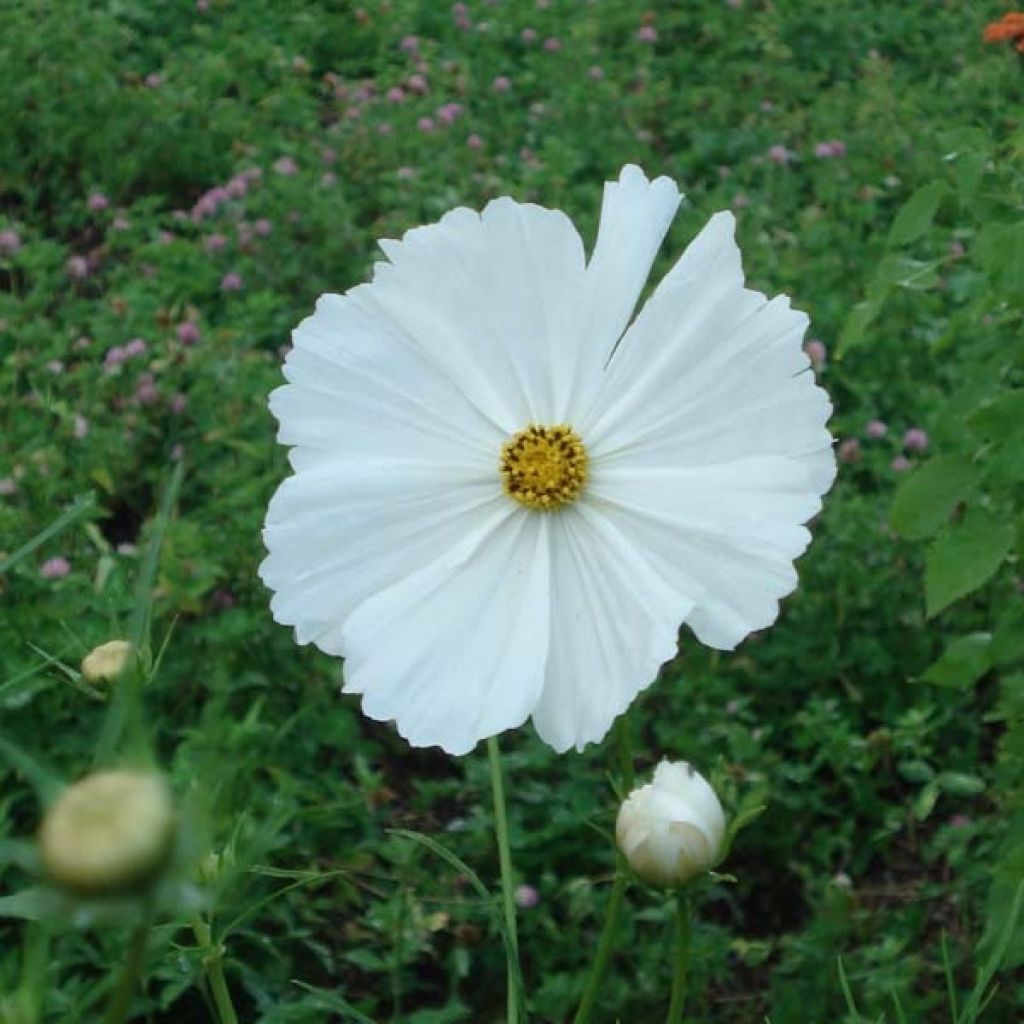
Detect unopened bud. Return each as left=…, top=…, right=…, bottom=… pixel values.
left=615, top=761, right=726, bottom=888
left=39, top=771, right=174, bottom=896
left=80, top=640, right=134, bottom=684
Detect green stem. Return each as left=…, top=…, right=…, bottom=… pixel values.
left=487, top=735, right=520, bottom=1024
left=665, top=893, right=693, bottom=1024
left=390, top=883, right=407, bottom=1022
left=574, top=715, right=635, bottom=1024
left=18, top=923, right=51, bottom=1024
left=191, top=915, right=239, bottom=1024
left=573, top=864, right=629, bottom=1024
left=102, top=912, right=152, bottom=1024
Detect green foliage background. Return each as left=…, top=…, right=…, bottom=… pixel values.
left=1, top=0, right=1022, bottom=1021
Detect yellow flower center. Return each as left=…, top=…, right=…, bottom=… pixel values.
left=500, top=424, right=588, bottom=511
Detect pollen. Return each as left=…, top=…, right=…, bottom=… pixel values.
left=500, top=424, right=589, bottom=511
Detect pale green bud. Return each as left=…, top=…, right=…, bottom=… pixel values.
left=80, top=640, right=134, bottom=684
left=39, top=771, right=174, bottom=896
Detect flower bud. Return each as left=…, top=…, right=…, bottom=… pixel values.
left=80, top=640, right=134, bottom=684
left=615, top=761, right=726, bottom=888
left=39, top=771, right=175, bottom=896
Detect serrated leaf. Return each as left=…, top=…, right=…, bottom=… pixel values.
left=925, top=508, right=1014, bottom=617
left=922, top=633, right=992, bottom=688
left=890, top=456, right=980, bottom=540
left=888, top=181, right=948, bottom=246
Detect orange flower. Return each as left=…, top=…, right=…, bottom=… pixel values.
left=983, top=11, right=1024, bottom=43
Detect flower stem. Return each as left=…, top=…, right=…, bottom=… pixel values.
left=665, top=892, right=693, bottom=1024
left=487, top=735, right=521, bottom=1024
left=191, top=915, right=239, bottom=1024
left=573, top=714, right=635, bottom=1024
left=102, top=911, right=152, bottom=1024
left=573, top=864, right=628, bottom=1024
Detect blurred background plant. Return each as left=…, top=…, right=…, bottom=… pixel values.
left=1, top=0, right=1022, bottom=1020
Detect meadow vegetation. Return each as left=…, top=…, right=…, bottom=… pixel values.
left=1, top=1, right=1023, bottom=1021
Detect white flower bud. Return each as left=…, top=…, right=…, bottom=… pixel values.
left=80, top=640, right=134, bottom=684
left=39, top=771, right=175, bottom=896
left=615, top=761, right=726, bottom=888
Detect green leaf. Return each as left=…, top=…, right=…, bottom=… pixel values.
left=875, top=256, right=940, bottom=291
left=925, top=508, right=1014, bottom=617
left=0, top=888, right=61, bottom=921
left=898, top=760, right=934, bottom=784
left=887, top=181, right=948, bottom=246
left=914, top=780, right=940, bottom=821
left=969, top=391, right=1024, bottom=439
left=721, top=803, right=766, bottom=860
left=0, top=839, right=40, bottom=872
left=921, top=633, right=992, bottom=688
left=994, top=604, right=1024, bottom=667
left=985, top=428, right=1024, bottom=486
left=976, top=223, right=1024, bottom=298
left=937, top=772, right=985, bottom=796
left=837, top=296, right=883, bottom=358
left=0, top=732, right=63, bottom=805
left=889, top=456, right=980, bottom=540
left=964, top=881, right=1024, bottom=1021
left=288, top=982, right=378, bottom=1024
left=941, top=126, right=990, bottom=195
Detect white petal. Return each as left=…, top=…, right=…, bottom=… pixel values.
left=581, top=212, right=836, bottom=489
left=339, top=510, right=551, bottom=755
left=370, top=200, right=587, bottom=427
left=651, top=762, right=727, bottom=846
left=565, top=165, right=683, bottom=419
left=531, top=505, right=693, bottom=753
left=275, top=291, right=504, bottom=471
left=261, top=458, right=504, bottom=649
left=588, top=457, right=824, bottom=650
left=582, top=211, right=822, bottom=444
left=572, top=211, right=834, bottom=650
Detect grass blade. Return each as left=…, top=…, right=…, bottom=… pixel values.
left=0, top=494, right=95, bottom=576
left=0, top=732, right=63, bottom=804
left=959, top=880, right=1024, bottom=1023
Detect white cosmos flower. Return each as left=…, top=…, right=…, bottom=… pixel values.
left=260, top=165, right=835, bottom=756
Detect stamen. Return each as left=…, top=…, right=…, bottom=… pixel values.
left=499, top=424, right=588, bottom=511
